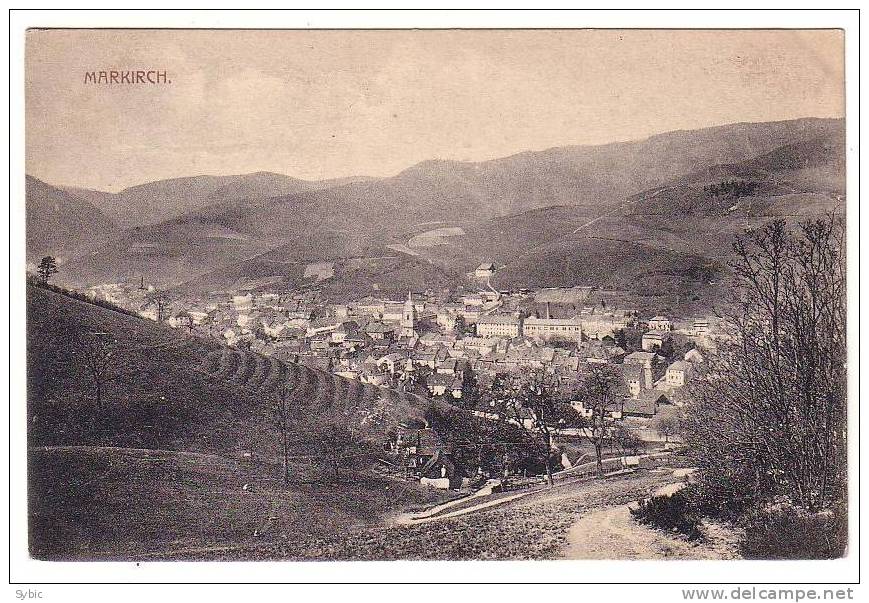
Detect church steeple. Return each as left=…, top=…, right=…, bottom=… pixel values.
left=400, top=291, right=416, bottom=338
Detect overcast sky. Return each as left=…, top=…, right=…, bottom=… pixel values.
left=26, top=29, right=844, bottom=192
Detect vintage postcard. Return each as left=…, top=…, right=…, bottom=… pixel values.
left=10, top=9, right=859, bottom=592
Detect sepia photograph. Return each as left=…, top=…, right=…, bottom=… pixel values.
left=10, top=10, right=859, bottom=588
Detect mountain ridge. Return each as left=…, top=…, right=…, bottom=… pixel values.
left=29, top=117, right=844, bottom=305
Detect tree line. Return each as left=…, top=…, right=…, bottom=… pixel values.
left=703, top=180, right=759, bottom=199
left=680, top=214, right=846, bottom=557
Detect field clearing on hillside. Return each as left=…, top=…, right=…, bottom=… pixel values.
left=407, top=226, right=466, bottom=248
left=303, top=261, right=335, bottom=281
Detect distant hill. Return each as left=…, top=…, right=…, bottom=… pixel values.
left=406, top=123, right=844, bottom=313
left=25, top=175, right=120, bottom=263
left=44, top=117, right=845, bottom=302
left=26, top=284, right=449, bottom=559
left=626, top=129, right=845, bottom=218
left=63, top=171, right=374, bottom=228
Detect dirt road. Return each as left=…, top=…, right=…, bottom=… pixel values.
left=560, top=482, right=741, bottom=560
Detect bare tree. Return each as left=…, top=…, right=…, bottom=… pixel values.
left=683, top=216, right=846, bottom=512
left=272, top=386, right=292, bottom=486
left=485, top=369, right=577, bottom=486
left=313, top=421, right=371, bottom=482
left=144, top=290, right=171, bottom=322
left=77, top=332, right=120, bottom=411
left=653, top=414, right=680, bottom=444
left=571, top=364, right=626, bottom=476
left=611, top=423, right=644, bottom=456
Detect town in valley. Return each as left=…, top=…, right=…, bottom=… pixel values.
left=79, top=261, right=710, bottom=471
left=22, top=28, right=848, bottom=564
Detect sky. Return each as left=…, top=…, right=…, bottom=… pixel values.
left=25, top=29, right=844, bottom=192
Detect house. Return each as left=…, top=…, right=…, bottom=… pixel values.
left=624, top=350, right=659, bottom=369
left=690, top=319, right=710, bottom=337
left=648, top=316, right=672, bottom=332
left=620, top=363, right=645, bottom=399
left=435, top=357, right=462, bottom=377
left=427, top=374, right=464, bottom=399
left=418, top=333, right=457, bottom=348
left=624, top=350, right=659, bottom=389
left=187, top=310, right=209, bottom=325
left=364, top=321, right=395, bottom=341
left=476, top=314, right=522, bottom=338
left=583, top=341, right=610, bottom=364
left=622, top=394, right=661, bottom=418
left=310, top=334, right=334, bottom=351
left=232, top=294, right=253, bottom=311
left=462, top=293, right=485, bottom=307
left=474, top=262, right=497, bottom=281
left=354, top=297, right=386, bottom=318
left=396, top=427, right=461, bottom=488
left=458, top=336, right=500, bottom=355
left=168, top=310, right=193, bottom=330
left=641, top=330, right=666, bottom=351
left=331, top=321, right=361, bottom=344
left=378, top=352, right=407, bottom=374
left=570, top=399, right=623, bottom=420
left=360, top=371, right=389, bottom=386
left=382, top=301, right=406, bottom=322
left=666, top=360, right=694, bottom=387
left=306, top=319, right=341, bottom=338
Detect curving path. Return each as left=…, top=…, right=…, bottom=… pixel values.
left=560, top=481, right=741, bottom=560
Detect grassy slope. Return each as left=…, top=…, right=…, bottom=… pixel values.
left=26, top=285, right=451, bottom=559
left=29, top=447, right=453, bottom=560
left=164, top=470, right=679, bottom=560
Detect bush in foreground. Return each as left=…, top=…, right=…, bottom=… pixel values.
left=739, top=501, right=847, bottom=560
left=630, top=489, right=703, bottom=541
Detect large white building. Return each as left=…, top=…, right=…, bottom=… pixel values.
left=476, top=315, right=522, bottom=338
left=522, top=317, right=583, bottom=341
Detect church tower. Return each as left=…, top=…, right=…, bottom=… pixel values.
left=400, top=291, right=417, bottom=338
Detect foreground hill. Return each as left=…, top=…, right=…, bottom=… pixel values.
left=26, top=285, right=448, bottom=559
left=25, top=176, right=120, bottom=263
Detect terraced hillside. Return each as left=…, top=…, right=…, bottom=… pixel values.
left=26, top=284, right=452, bottom=559
left=193, top=346, right=429, bottom=423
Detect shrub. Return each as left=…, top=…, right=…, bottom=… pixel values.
left=739, top=501, right=847, bottom=559
left=630, top=489, right=703, bottom=541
